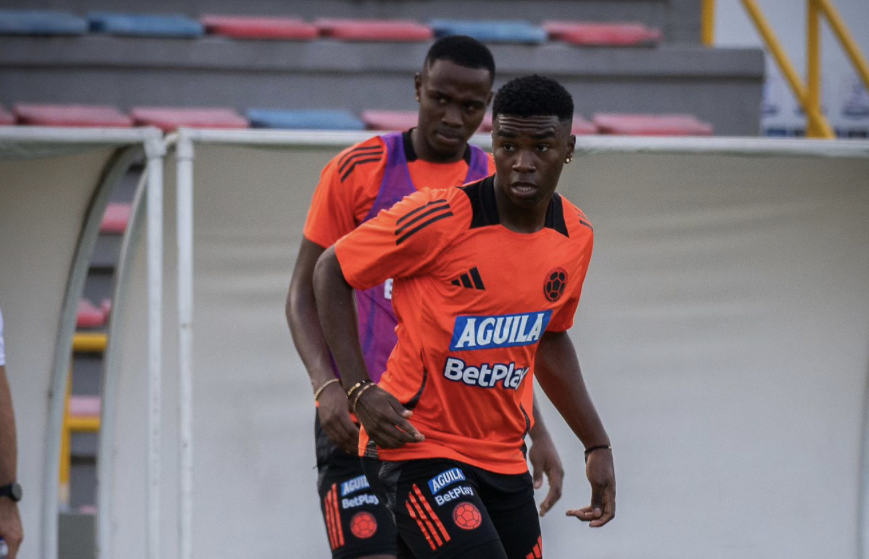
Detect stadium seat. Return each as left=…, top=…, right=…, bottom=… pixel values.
left=361, top=110, right=418, bottom=131
left=88, top=12, right=204, bottom=38
left=542, top=21, right=662, bottom=47
left=100, top=203, right=131, bottom=234
left=0, top=106, right=14, bottom=125
left=13, top=103, right=133, bottom=127
left=429, top=20, right=546, bottom=44
left=0, top=10, right=87, bottom=36
left=77, top=300, right=106, bottom=329
left=201, top=15, right=318, bottom=40
left=315, top=18, right=433, bottom=42
left=593, top=113, right=714, bottom=136
left=130, top=107, right=249, bottom=131
left=68, top=395, right=101, bottom=418
left=247, top=109, right=365, bottom=130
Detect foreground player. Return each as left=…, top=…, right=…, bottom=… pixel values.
left=314, top=75, right=616, bottom=559
left=287, top=38, right=564, bottom=559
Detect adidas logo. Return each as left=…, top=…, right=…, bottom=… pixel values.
left=451, top=267, right=485, bottom=290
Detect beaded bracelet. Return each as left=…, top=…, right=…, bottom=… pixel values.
left=350, top=382, right=377, bottom=414
left=345, top=379, right=373, bottom=399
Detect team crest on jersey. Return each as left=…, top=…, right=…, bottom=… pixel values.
left=449, top=311, right=552, bottom=351
left=428, top=468, right=466, bottom=494
left=341, top=475, right=370, bottom=497
left=543, top=268, right=568, bottom=302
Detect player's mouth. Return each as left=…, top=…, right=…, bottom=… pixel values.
left=510, top=181, right=538, bottom=198
left=434, top=129, right=463, bottom=145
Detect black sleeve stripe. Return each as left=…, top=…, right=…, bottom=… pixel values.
left=395, top=212, right=453, bottom=245
left=579, top=219, right=594, bottom=231
left=338, top=146, right=383, bottom=169
left=395, top=204, right=453, bottom=236
left=396, top=199, right=449, bottom=226
left=338, top=151, right=383, bottom=175
left=340, top=156, right=383, bottom=182
left=469, top=267, right=485, bottom=290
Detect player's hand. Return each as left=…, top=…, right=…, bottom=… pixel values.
left=354, top=386, right=424, bottom=449
left=317, top=381, right=359, bottom=455
left=0, top=498, right=23, bottom=559
left=566, top=448, right=615, bottom=527
left=528, top=432, right=564, bottom=517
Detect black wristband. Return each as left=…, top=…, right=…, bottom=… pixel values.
left=583, top=445, right=612, bottom=463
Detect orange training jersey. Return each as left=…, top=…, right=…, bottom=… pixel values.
left=335, top=176, right=595, bottom=474
left=303, top=131, right=496, bottom=249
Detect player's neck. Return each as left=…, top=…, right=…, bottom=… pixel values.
left=493, top=182, right=548, bottom=234
left=410, top=128, right=466, bottom=164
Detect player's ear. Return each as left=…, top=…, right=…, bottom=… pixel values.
left=566, top=134, right=576, bottom=161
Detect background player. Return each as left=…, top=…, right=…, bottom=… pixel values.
left=286, top=37, right=565, bottom=559
left=313, top=75, right=616, bottom=559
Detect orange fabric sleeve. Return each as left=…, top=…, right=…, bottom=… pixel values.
left=335, top=188, right=465, bottom=291
left=302, top=138, right=386, bottom=249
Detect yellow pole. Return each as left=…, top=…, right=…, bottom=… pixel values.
left=59, top=375, right=72, bottom=506
left=816, top=0, right=869, bottom=93
left=701, top=0, right=716, bottom=47
left=807, top=0, right=822, bottom=137
left=740, top=0, right=835, bottom=138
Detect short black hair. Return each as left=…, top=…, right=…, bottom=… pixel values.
left=492, top=75, right=574, bottom=121
left=425, top=35, right=496, bottom=78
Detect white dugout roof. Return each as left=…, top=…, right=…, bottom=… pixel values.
left=1, top=127, right=868, bottom=559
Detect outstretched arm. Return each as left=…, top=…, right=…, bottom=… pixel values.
left=313, top=247, right=423, bottom=449
left=286, top=238, right=358, bottom=454
left=528, top=395, right=564, bottom=516
left=535, top=330, right=615, bottom=527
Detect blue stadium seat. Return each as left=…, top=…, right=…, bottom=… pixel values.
left=429, top=20, right=546, bottom=44
left=88, top=12, right=204, bottom=38
left=247, top=109, right=365, bottom=130
left=0, top=10, right=87, bottom=35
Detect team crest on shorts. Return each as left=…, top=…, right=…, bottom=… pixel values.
left=543, top=268, right=568, bottom=302
left=452, top=502, right=482, bottom=530
left=350, top=511, right=378, bottom=539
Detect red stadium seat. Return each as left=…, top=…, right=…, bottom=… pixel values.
left=68, top=395, right=101, bottom=418
left=201, top=15, right=318, bottom=40
left=13, top=103, right=133, bottom=127
left=0, top=105, right=14, bottom=125
left=543, top=21, right=662, bottom=47
left=315, top=18, right=433, bottom=41
left=77, top=300, right=106, bottom=329
left=361, top=110, right=418, bottom=131
left=130, top=107, right=249, bottom=131
left=100, top=202, right=131, bottom=234
left=481, top=113, right=597, bottom=135
left=593, top=113, right=713, bottom=136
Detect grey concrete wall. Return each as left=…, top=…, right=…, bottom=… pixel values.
left=0, top=36, right=764, bottom=135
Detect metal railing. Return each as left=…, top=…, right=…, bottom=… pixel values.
left=702, top=0, right=869, bottom=138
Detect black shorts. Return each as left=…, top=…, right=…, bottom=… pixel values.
left=316, top=414, right=398, bottom=559
left=362, top=457, right=542, bottom=559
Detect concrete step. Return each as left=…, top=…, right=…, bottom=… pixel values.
left=0, top=36, right=763, bottom=135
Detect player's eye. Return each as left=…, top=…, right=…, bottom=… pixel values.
left=537, top=144, right=550, bottom=152
left=501, top=143, right=515, bottom=152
